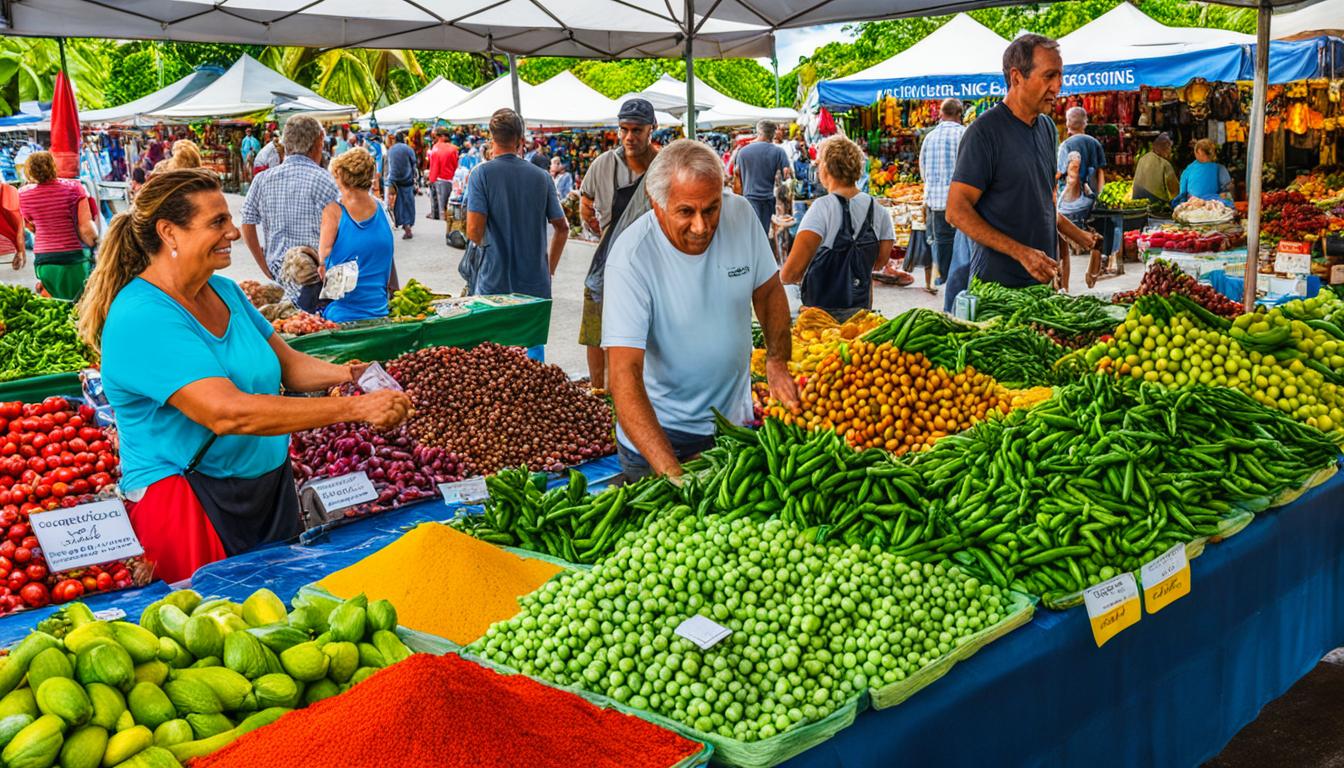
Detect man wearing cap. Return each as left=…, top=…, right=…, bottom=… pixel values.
left=578, top=98, right=660, bottom=392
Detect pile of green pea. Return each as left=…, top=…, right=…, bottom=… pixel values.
left=475, top=509, right=1013, bottom=741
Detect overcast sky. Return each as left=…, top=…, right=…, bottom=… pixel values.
left=757, top=24, right=853, bottom=71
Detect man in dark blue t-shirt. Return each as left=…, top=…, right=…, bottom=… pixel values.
left=947, top=34, right=1094, bottom=289
left=466, top=109, right=568, bottom=299
left=734, top=120, right=793, bottom=234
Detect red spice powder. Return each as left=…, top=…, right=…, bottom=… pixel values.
left=193, top=654, right=702, bottom=768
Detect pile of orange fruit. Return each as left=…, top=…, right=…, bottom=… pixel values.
left=766, top=340, right=1011, bottom=455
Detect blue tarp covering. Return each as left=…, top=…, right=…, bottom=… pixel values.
left=1242, top=36, right=1344, bottom=83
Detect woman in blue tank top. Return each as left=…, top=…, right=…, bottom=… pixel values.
left=319, top=147, right=395, bottom=323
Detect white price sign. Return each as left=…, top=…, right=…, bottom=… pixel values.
left=438, top=477, right=489, bottom=505
left=30, top=499, right=144, bottom=573
left=1274, top=251, right=1312, bottom=275
left=357, top=362, right=403, bottom=393
left=675, top=615, right=733, bottom=650
left=309, top=472, right=378, bottom=511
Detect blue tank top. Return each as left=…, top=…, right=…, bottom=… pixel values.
left=322, top=203, right=394, bottom=323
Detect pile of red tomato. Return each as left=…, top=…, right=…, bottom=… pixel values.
left=0, top=396, right=132, bottom=614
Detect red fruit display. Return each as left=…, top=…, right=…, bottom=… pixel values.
left=1112, top=259, right=1244, bottom=318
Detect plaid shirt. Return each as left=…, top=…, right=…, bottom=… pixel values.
left=242, top=155, right=339, bottom=295
left=919, top=120, right=966, bottom=210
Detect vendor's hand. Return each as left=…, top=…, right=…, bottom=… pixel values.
left=765, top=358, right=800, bottom=412
left=358, top=389, right=413, bottom=430
left=317, top=264, right=326, bottom=282
left=10, top=251, right=25, bottom=271
left=346, top=362, right=369, bottom=384
left=1016, top=247, right=1059, bottom=285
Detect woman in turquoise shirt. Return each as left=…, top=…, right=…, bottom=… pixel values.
left=77, top=168, right=412, bottom=583
left=1176, top=138, right=1233, bottom=205
left=319, top=147, right=395, bottom=323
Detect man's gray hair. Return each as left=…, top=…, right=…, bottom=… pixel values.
left=282, top=115, right=324, bottom=156
left=757, top=119, right=777, bottom=138
left=940, top=98, right=964, bottom=119
left=1153, top=132, right=1173, bottom=149
left=645, top=139, right=724, bottom=208
left=1066, top=106, right=1088, bottom=131
left=1002, top=34, right=1059, bottom=85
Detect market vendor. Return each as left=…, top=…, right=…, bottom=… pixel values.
left=780, top=135, right=895, bottom=321
left=603, top=140, right=798, bottom=480
left=1131, top=132, right=1179, bottom=204
left=1176, top=138, right=1233, bottom=205
left=77, top=168, right=412, bottom=584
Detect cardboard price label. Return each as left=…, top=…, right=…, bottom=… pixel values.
left=1140, top=543, right=1191, bottom=615
left=438, top=477, right=489, bottom=505
left=675, top=615, right=733, bottom=650
left=30, top=499, right=144, bottom=573
left=1083, top=572, right=1141, bottom=648
left=308, top=472, right=378, bottom=512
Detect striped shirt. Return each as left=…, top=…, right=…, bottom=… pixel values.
left=18, top=180, right=86, bottom=253
left=919, top=120, right=966, bottom=211
left=241, top=154, right=339, bottom=298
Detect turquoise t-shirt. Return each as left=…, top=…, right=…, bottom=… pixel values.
left=102, top=275, right=288, bottom=492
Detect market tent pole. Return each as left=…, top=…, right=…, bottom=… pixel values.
left=1243, top=1, right=1272, bottom=308
left=684, top=0, right=697, bottom=136
left=771, top=34, right=780, bottom=107
left=508, top=54, right=523, bottom=118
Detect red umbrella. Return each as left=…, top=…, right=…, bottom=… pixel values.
left=49, top=70, right=81, bottom=179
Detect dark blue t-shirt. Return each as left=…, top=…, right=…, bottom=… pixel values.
left=952, top=102, right=1058, bottom=288
left=1057, top=133, right=1106, bottom=200
left=736, top=141, right=789, bottom=201
left=465, top=154, right=564, bottom=299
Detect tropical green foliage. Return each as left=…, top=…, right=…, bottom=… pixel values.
left=0, top=37, right=117, bottom=111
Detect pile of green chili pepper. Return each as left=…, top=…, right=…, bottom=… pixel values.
left=862, top=308, right=1065, bottom=387
left=903, top=375, right=1341, bottom=605
left=968, top=277, right=1121, bottom=349
left=0, top=284, right=91, bottom=381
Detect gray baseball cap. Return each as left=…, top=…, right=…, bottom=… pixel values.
left=617, top=98, right=657, bottom=126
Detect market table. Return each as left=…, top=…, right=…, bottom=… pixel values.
left=286, top=296, right=551, bottom=363
left=781, top=469, right=1344, bottom=768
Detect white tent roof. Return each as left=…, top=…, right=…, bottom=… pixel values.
left=81, top=67, right=224, bottom=126
left=834, top=14, right=1007, bottom=84
left=149, top=54, right=355, bottom=120
left=438, top=71, right=678, bottom=127
left=436, top=77, right=532, bottom=126
left=1057, top=3, right=1254, bottom=63
left=692, top=77, right=797, bottom=129
left=616, top=87, right=709, bottom=118
left=1273, top=0, right=1344, bottom=39
left=362, top=76, right=467, bottom=127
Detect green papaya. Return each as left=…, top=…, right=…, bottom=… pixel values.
left=59, top=724, right=108, bottom=768
left=241, top=590, right=287, bottom=628
left=109, top=625, right=160, bottom=666
left=184, top=713, right=232, bottom=740
left=251, top=674, right=300, bottom=710
left=187, top=658, right=220, bottom=670
left=326, top=600, right=366, bottom=644
left=0, top=689, right=39, bottom=720
left=222, top=633, right=267, bottom=680
left=285, top=606, right=326, bottom=635
left=150, top=720, right=191, bottom=748
left=0, top=633, right=62, bottom=697
left=36, top=677, right=92, bottom=727
left=166, top=731, right=235, bottom=764
left=154, top=608, right=188, bottom=649
left=85, top=685, right=125, bottom=731
left=0, top=713, right=35, bottom=749
left=132, top=662, right=168, bottom=688
left=27, top=648, right=74, bottom=693
left=371, top=631, right=411, bottom=665
left=260, top=646, right=283, bottom=676
left=75, top=644, right=134, bottom=691
left=322, top=643, right=358, bottom=684
left=159, top=591, right=200, bottom=616
left=356, top=643, right=385, bottom=668
left=235, top=693, right=256, bottom=713
left=365, top=600, right=397, bottom=633
left=113, top=710, right=134, bottom=733
left=102, top=725, right=153, bottom=767
left=168, top=669, right=250, bottom=711
left=162, top=679, right=221, bottom=716
left=63, top=624, right=116, bottom=656
left=188, top=600, right=236, bottom=619
left=63, top=604, right=97, bottom=630
left=246, top=625, right=309, bottom=654
left=137, top=604, right=165, bottom=639
left=114, top=745, right=183, bottom=768
left=278, top=643, right=328, bottom=682
left=182, top=617, right=223, bottom=661
left=302, top=679, right=339, bottom=706
left=126, top=684, right=174, bottom=730
left=349, top=667, right=378, bottom=686
left=2, top=714, right=65, bottom=768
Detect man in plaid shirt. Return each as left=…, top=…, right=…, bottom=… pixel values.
left=918, top=98, right=965, bottom=294
left=241, top=114, right=339, bottom=300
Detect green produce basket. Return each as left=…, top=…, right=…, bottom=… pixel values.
left=0, top=371, right=84, bottom=402
left=869, top=589, right=1035, bottom=710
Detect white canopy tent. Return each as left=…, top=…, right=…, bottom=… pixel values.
left=1272, top=0, right=1344, bottom=39
left=1056, top=2, right=1253, bottom=63
left=436, top=71, right=678, bottom=127
left=81, top=67, right=225, bottom=126
left=436, top=76, right=536, bottom=126
left=362, top=76, right=467, bottom=129
left=149, top=54, right=355, bottom=121
left=835, top=14, right=1007, bottom=86
left=694, top=77, right=798, bottom=129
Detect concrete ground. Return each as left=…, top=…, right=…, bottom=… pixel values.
left=4, top=190, right=1144, bottom=378
left=1206, top=654, right=1344, bottom=768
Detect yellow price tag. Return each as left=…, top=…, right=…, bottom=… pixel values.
left=1141, top=543, right=1191, bottom=615
left=1083, top=572, right=1141, bottom=648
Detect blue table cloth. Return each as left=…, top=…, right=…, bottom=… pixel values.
left=782, top=470, right=1344, bottom=768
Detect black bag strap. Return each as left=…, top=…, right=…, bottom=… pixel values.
left=186, top=434, right=217, bottom=474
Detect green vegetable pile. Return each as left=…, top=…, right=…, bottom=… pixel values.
left=970, top=278, right=1121, bottom=349
left=0, top=284, right=91, bottom=381
left=388, top=279, right=445, bottom=319
left=1096, top=181, right=1147, bottom=211
left=864, top=309, right=1066, bottom=386
left=0, top=587, right=411, bottom=767
left=903, top=375, right=1341, bottom=605
left=475, top=508, right=1015, bottom=742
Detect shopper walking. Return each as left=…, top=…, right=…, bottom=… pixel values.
left=385, top=132, right=418, bottom=239
left=318, top=148, right=396, bottom=323
left=781, top=135, right=895, bottom=321
left=465, top=109, right=568, bottom=300
left=0, top=181, right=26, bottom=272
left=603, top=140, right=798, bottom=481
left=1056, top=106, right=1106, bottom=229
left=579, top=98, right=659, bottom=391
left=919, top=98, right=966, bottom=302
left=241, top=115, right=340, bottom=299
left=18, top=151, right=97, bottom=300
left=734, top=120, right=793, bottom=233
left=240, top=128, right=261, bottom=180
left=252, top=133, right=281, bottom=176
left=79, top=168, right=411, bottom=583
left=427, top=128, right=460, bottom=244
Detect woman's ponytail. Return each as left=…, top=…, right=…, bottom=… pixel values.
left=76, top=168, right=221, bottom=356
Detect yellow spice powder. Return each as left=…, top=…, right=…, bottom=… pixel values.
left=318, top=522, right=562, bottom=646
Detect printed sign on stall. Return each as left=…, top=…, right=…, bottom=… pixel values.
left=30, top=499, right=144, bottom=573
left=1083, top=572, right=1141, bottom=648
left=1140, top=543, right=1191, bottom=615
left=438, top=477, right=490, bottom=505
left=308, top=472, right=378, bottom=512
left=675, top=615, right=733, bottom=650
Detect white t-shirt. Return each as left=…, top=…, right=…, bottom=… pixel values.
left=602, top=195, right=778, bottom=446
left=798, top=192, right=896, bottom=250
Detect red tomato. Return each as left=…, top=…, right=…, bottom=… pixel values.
left=20, top=537, right=36, bottom=551
left=36, top=416, right=53, bottom=432
left=95, top=572, right=113, bottom=591
left=58, top=454, right=74, bottom=468
left=58, top=497, right=76, bottom=509
left=0, top=403, right=19, bottom=420
left=70, top=479, right=89, bottom=494
left=60, top=426, right=75, bottom=441
left=41, top=397, right=68, bottom=414
left=79, top=428, right=102, bottom=443
left=13, top=547, right=30, bottom=564
left=24, top=458, right=43, bottom=474
left=32, top=485, right=48, bottom=500
left=50, top=411, right=67, bottom=425
left=17, top=445, right=34, bottom=459
left=0, top=509, right=14, bottom=527
left=42, top=499, right=57, bottom=511
left=24, top=563, right=45, bottom=581
left=53, top=468, right=75, bottom=484
left=77, top=405, right=94, bottom=421
left=7, top=571, right=27, bottom=591
left=88, top=473, right=112, bottom=489
left=88, top=440, right=108, bottom=453
left=67, top=438, right=87, bottom=453
left=29, top=434, right=46, bottom=450
left=19, top=582, right=48, bottom=608
left=49, top=483, right=68, bottom=499
left=80, top=576, right=97, bottom=593
left=0, top=541, right=14, bottom=560
left=53, top=579, right=83, bottom=602
left=39, top=445, right=59, bottom=459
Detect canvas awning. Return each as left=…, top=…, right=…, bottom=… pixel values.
left=80, top=67, right=225, bottom=126
left=148, top=54, right=355, bottom=120
left=362, top=76, right=468, bottom=128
